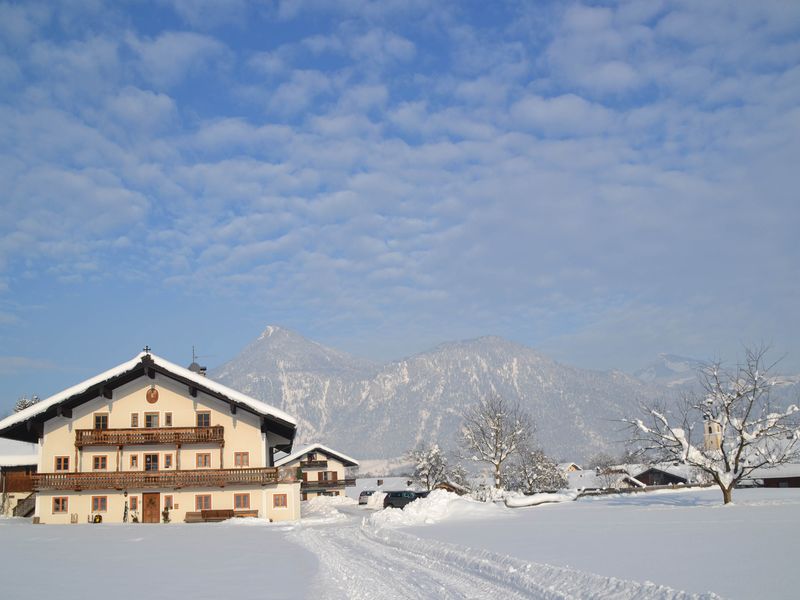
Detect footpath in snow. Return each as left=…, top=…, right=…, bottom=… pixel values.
left=290, top=492, right=721, bottom=600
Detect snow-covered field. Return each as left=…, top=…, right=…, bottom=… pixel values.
left=2, top=487, right=797, bottom=599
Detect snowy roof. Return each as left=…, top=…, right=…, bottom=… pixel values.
left=566, top=469, right=645, bottom=490
left=0, top=351, right=297, bottom=442
left=0, top=454, right=37, bottom=467
left=274, top=443, right=359, bottom=468
left=748, top=463, right=800, bottom=479
left=558, top=462, right=582, bottom=471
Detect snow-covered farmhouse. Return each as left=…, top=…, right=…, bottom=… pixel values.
left=275, top=443, right=357, bottom=500
left=0, top=350, right=302, bottom=524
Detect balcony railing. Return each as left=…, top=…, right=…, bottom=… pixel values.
left=33, top=467, right=295, bottom=491
left=75, top=426, right=225, bottom=448
left=301, top=478, right=356, bottom=489
left=299, top=460, right=328, bottom=468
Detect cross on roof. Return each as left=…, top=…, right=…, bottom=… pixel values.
left=143, top=345, right=151, bottom=354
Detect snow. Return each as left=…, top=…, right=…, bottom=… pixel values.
left=504, top=489, right=579, bottom=507
left=368, top=489, right=507, bottom=526
left=0, top=454, right=37, bottom=467
left=2, top=487, right=798, bottom=598
left=404, top=487, right=800, bottom=600
left=0, top=517, right=317, bottom=600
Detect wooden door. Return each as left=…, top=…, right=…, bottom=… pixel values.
left=142, top=492, right=160, bottom=523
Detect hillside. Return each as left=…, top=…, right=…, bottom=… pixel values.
left=212, top=327, right=667, bottom=462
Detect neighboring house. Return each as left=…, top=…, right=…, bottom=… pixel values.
left=275, top=444, right=358, bottom=500
left=632, top=467, right=688, bottom=486
left=0, top=350, right=302, bottom=524
left=0, top=455, right=37, bottom=517
left=567, top=468, right=644, bottom=491
left=433, top=480, right=469, bottom=495
left=748, top=464, right=800, bottom=488
left=558, top=462, right=582, bottom=473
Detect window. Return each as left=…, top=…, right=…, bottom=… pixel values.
left=55, top=456, right=69, bottom=471
left=145, top=412, right=159, bottom=428
left=94, top=413, right=108, bottom=430
left=93, top=455, right=108, bottom=470
left=130, top=455, right=139, bottom=469
left=195, top=495, right=211, bottom=511
left=307, top=452, right=317, bottom=461
left=52, top=497, right=68, bottom=513
left=196, top=453, right=211, bottom=468
left=92, top=496, right=108, bottom=512
left=196, top=412, right=210, bottom=428
left=234, top=452, right=249, bottom=467
left=273, top=494, right=288, bottom=508
left=164, top=495, right=174, bottom=510
left=234, top=493, right=250, bottom=509
left=130, top=496, right=138, bottom=511
left=145, top=454, right=159, bottom=471
left=130, top=413, right=139, bottom=428
left=164, top=412, right=172, bottom=427
left=319, top=471, right=336, bottom=482
left=164, top=454, right=172, bottom=469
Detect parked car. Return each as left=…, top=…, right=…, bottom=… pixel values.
left=383, top=490, right=428, bottom=509
left=358, top=490, right=375, bottom=505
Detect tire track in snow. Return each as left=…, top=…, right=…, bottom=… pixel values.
left=291, top=516, right=723, bottom=600
left=292, top=521, right=545, bottom=600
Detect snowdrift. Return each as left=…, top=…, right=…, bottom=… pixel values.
left=368, top=489, right=506, bottom=527
left=504, top=489, right=579, bottom=508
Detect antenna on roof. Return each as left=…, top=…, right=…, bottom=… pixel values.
left=188, top=345, right=207, bottom=377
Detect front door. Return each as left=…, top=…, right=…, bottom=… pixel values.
left=142, top=492, right=160, bottom=523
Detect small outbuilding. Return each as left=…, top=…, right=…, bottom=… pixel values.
left=633, top=467, right=688, bottom=486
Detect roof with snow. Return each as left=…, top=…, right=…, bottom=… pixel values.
left=274, top=443, right=359, bottom=468
left=0, top=454, right=37, bottom=468
left=748, top=463, right=800, bottom=479
left=0, top=351, right=297, bottom=444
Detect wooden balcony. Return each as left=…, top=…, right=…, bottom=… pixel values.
left=32, top=467, right=295, bottom=491
left=301, top=478, right=356, bottom=489
left=299, top=459, right=328, bottom=468
left=74, top=425, right=225, bottom=448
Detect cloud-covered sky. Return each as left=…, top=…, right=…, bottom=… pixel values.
left=1, top=0, right=799, bottom=409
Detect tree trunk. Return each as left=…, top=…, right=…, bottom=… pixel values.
left=495, top=463, right=501, bottom=489
left=721, top=485, right=733, bottom=504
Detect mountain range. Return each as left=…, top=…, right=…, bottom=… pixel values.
left=211, top=326, right=683, bottom=463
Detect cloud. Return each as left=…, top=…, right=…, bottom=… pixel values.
left=127, top=31, right=229, bottom=88
left=510, top=94, right=615, bottom=136
left=0, top=356, right=58, bottom=374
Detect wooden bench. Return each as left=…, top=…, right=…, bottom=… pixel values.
left=184, top=509, right=235, bottom=523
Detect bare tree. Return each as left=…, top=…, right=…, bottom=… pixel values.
left=505, top=445, right=567, bottom=494
left=460, top=393, right=533, bottom=489
left=627, top=347, right=799, bottom=504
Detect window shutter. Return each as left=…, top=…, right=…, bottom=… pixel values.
left=332, top=471, right=338, bottom=482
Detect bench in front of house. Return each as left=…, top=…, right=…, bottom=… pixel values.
left=184, top=509, right=258, bottom=522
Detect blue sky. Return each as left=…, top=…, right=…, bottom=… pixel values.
left=1, top=0, right=799, bottom=411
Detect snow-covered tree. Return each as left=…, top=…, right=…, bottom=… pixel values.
left=505, top=446, right=567, bottom=494
left=627, top=347, right=799, bottom=504
left=460, top=393, right=533, bottom=489
left=14, top=394, right=40, bottom=412
left=408, top=444, right=449, bottom=491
